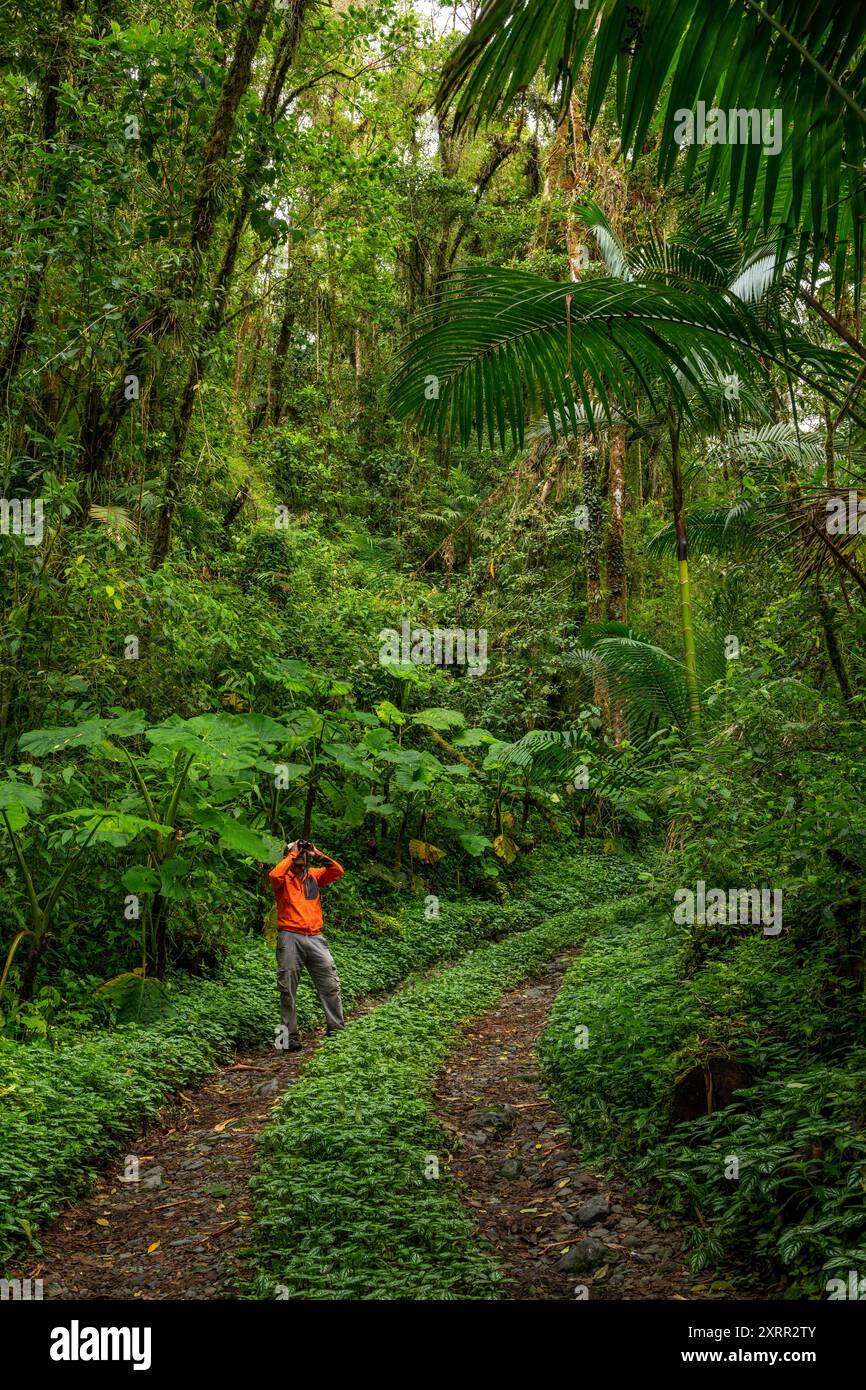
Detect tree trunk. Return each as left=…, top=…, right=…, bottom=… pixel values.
left=302, top=778, right=316, bottom=839
left=605, top=424, right=628, bottom=741
left=151, top=1, right=311, bottom=564
left=606, top=424, right=627, bottom=623
left=223, top=483, right=250, bottom=531
left=153, top=894, right=168, bottom=979
left=582, top=443, right=611, bottom=728
left=184, top=0, right=274, bottom=284
left=815, top=580, right=852, bottom=707
left=20, top=932, right=49, bottom=1002
left=535, top=117, right=568, bottom=250
left=267, top=270, right=297, bottom=426
left=0, top=0, right=79, bottom=392
left=393, top=807, right=410, bottom=872
left=670, top=418, right=701, bottom=727
left=582, top=447, right=604, bottom=624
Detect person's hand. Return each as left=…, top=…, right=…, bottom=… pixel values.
left=284, top=840, right=299, bottom=857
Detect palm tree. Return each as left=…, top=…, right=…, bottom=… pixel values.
left=648, top=423, right=866, bottom=705
left=391, top=203, right=858, bottom=728
left=436, top=0, right=866, bottom=298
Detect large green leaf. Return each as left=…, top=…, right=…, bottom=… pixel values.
left=260, top=759, right=308, bottom=783
left=321, top=743, right=376, bottom=779
left=374, top=700, right=406, bottom=726
left=157, top=857, right=193, bottom=900
left=362, top=726, right=401, bottom=754
left=319, top=780, right=366, bottom=828
left=411, top=708, right=467, bottom=731
left=0, top=781, right=43, bottom=831
left=18, top=712, right=148, bottom=756
left=122, top=865, right=161, bottom=895
left=95, top=971, right=174, bottom=1026
left=20, top=722, right=111, bottom=755
left=121, top=859, right=192, bottom=900
left=228, top=713, right=292, bottom=745
left=452, top=727, right=498, bottom=747
left=146, top=715, right=262, bottom=772
left=189, top=807, right=281, bottom=860
left=48, top=810, right=173, bottom=839
left=458, top=832, right=494, bottom=857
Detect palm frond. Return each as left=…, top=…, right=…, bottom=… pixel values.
left=781, top=483, right=866, bottom=596
left=635, top=220, right=744, bottom=289
left=706, top=424, right=827, bottom=473
left=647, top=499, right=762, bottom=559
left=570, top=633, right=691, bottom=740
left=579, top=201, right=633, bottom=280
left=484, top=728, right=592, bottom=782
left=88, top=504, right=137, bottom=533
left=390, top=268, right=778, bottom=449
left=524, top=399, right=642, bottom=442
left=728, top=244, right=797, bottom=304
left=438, top=0, right=866, bottom=295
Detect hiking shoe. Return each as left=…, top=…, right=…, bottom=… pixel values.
left=284, top=1036, right=303, bottom=1053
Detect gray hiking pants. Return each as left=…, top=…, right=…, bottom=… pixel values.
left=276, top=931, right=345, bottom=1038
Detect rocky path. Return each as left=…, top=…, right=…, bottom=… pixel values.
left=15, top=1015, right=351, bottom=1301
left=435, top=952, right=748, bottom=1300
left=18, top=950, right=750, bottom=1302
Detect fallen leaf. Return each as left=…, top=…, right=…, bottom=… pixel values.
left=147, top=1240, right=160, bottom=1254
left=96, top=1218, right=109, bottom=1227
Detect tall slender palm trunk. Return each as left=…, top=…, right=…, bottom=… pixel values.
left=606, top=423, right=627, bottom=623
left=669, top=418, right=700, bottom=726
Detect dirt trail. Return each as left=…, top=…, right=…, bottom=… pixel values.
left=19, top=949, right=750, bottom=1302
left=17, top=1014, right=356, bottom=1301
left=435, top=952, right=749, bottom=1301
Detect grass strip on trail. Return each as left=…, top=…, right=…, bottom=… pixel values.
left=246, top=890, right=646, bottom=1301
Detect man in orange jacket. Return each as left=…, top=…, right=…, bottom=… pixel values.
left=268, top=839, right=345, bottom=1053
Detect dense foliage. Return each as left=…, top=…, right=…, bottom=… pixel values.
left=1, top=0, right=865, bottom=1301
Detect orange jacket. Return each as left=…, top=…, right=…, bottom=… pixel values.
left=268, top=851, right=344, bottom=935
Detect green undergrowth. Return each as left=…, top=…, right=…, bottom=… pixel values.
left=245, top=884, right=645, bottom=1301
left=0, top=846, right=638, bottom=1270
left=540, top=903, right=866, bottom=1297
